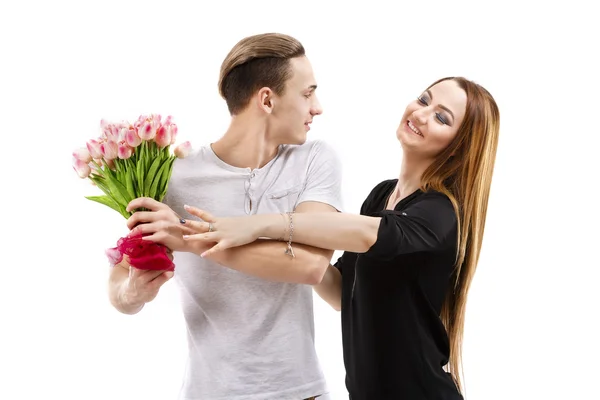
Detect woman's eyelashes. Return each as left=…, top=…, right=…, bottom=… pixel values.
left=417, top=96, right=449, bottom=125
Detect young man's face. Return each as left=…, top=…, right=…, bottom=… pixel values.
left=270, top=56, right=323, bottom=145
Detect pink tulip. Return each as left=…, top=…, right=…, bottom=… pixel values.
left=87, top=139, right=103, bottom=159
left=125, top=127, right=142, bottom=147
left=138, top=119, right=158, bottom=140
left=155, top=125, right=171, bottom=148
left=73, top=158, right=91, bottom=178
left=174, top=141, right=191, bottom=158
left=101, top=122, right=119, bottom=142
left=100, top=140, right=119, bottom=160
left=73, top=147, right=92, bottom=163
left=118, top=144, right=133, bottom=159
left=168, top=123, right=178, bottom=144
left=117, top=127, right=128, bottom=143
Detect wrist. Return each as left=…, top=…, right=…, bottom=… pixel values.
left=120, top=280, right=144, bottom=313
left=260, top=214, right=284, bottom=239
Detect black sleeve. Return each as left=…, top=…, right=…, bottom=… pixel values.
left=333, top=251, right=358, bottom=275
left=363, top=192, right=457, bottom=261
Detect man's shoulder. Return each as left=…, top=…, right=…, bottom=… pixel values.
left=279, top=139, right=339, bottom=167
left=281, top=139, right=336, bottom=156
left=171, top=144, right=216, bottom=171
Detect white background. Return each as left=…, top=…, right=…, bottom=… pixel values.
left=1, top=1, right=599, bottom=399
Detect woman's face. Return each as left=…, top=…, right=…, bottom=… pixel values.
left=397, top=79, right=468, bottom=159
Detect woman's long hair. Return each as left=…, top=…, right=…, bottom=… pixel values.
left=420, top=77, right=500, bottom=394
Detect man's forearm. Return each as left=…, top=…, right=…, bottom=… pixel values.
left=108, top=264, right=145, bottom=315
left=207, top=239, right=333, bottom=285
left=312, top=264, right=342, bottom=311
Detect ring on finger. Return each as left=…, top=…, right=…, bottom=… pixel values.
left=208, top=223, right=214, bottom=232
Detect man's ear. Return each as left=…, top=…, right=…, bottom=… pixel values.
left=257, top=87, right=274, bottom=114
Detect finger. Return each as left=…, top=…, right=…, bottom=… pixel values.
left=150, top=271, right=174, bottom=287
left=180, top=218, right=210, bottom=233
left=127, top=211, right=160, bottom=230
left=130, top=266, right=163, bottom=284
left=130, top=222, right=163, bottom=236
left=127, top=197, right=166, bottom=213
left=172, top=224, right=200, bottom=236
left=184, top=205, right=216, bottom=222
left=200, top=242, right=227, bottom=258
left=182, top=232, right=219, bottom=243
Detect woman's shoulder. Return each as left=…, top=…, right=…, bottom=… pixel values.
left=359, top=179, right=397, bottom=213
left=369, top=179, right=397, bottom=197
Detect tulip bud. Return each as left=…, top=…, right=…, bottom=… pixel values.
left=100, top=140, right=119, bottom=160
left=87, top=139, right=103, bottom=159
left=73, top=147, right=92, bottom=163
left=155, top=125, right=172, bottom=148
left=138, top=119, right=158, bottom=140
left=73, top=158, right=91, bottom=178
left=125, top=127, right=142, bottom=148
left=118, top=144, right=133, bottom=159
left=174, top=141, right=192, bottom=158
left=168, top=123, right=178, bottom=144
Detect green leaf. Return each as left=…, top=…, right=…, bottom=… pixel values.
left=144, top=156, right=162, bottom=196
left=85, top=195, right=123, bottom=215
left=89, top=175, right=111, bottom=196
left=136, top=157, right=145, bottom=197
left=149, top=158, right=172, bottom=199
left=158, top=156, right=175, bottom=198
left=142, top=141, right=150, bottom=180
left=125, top=165, right=135, bottom=200
left=104, top=170, right=133, bottom=208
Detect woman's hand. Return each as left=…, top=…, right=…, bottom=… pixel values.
left=181, top=205, right=269, bottom=258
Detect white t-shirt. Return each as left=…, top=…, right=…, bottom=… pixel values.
left=163, top=139, right=343, bottom=400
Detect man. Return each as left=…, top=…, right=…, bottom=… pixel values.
left=109, top=33, right=342, bottom=400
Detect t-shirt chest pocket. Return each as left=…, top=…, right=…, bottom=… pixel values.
left=264, top=184, right=303, bottom=212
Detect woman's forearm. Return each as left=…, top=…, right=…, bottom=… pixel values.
left=260, top=212, right=381, bottom=253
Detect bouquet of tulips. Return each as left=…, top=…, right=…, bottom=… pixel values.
left=72, top=114, right=191, bottom=271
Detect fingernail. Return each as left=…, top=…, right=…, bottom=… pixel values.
left=183, top=235, right=189, bottom=239
left=179, top=218, right=186, bottom=224
left=184, top=204, right=190, bottom=209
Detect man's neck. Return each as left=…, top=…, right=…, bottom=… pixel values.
left=211, top=114, right=280, bottom=170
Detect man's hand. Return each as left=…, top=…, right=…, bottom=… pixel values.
left=110, top=252, right=175, bottom=314
left=126, top=197, right=192, bottom=252
left=122, top=266, right=174, bottom=307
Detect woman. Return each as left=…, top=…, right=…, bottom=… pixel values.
left=179, top=76, right=500, bottom=399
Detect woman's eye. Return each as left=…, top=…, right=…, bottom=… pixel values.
left=417, top=96, right=428, bottom=105
left=436, top=113, right=448, bottom=125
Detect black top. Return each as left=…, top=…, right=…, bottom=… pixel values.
left=335, top=179, right=463, bottom=399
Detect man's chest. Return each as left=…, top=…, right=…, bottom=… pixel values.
left=167, top=169, right=306, bottom=216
